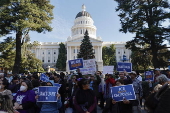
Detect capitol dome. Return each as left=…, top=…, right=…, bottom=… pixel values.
left=75, top=4, right=91, bottom=18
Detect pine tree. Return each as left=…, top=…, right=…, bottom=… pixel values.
left=114, top=0, right=170, bottom=68
left=56, top=43, right=67, bottom=71
left=77, top=30, right=95, bottom=60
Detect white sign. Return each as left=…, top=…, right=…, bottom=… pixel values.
left=80, top=59, right=96, bottom=75
left=103, top=66, right=114, bottom=74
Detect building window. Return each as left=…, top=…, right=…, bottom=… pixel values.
left=48, top=57, right=50, bottom=62
left=48, top=50, right=50, bottom=54
left=54, top=57, right=56, bottom=62
left=74, top=49, right=75, bottom=53
left=124, top=51, right=126, bottom=54
left=42, top=57, right=44, bottom=62
left=54, top=50, right=56, bottom=54
left=81, top=29, right=82, bottom=34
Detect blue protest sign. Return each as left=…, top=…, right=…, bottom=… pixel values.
left=54, top=83, right=62, bottom=88
left=117, top=62, right=132, bottom=72
left=68, top=58, right=84, bottom=70
left=37, top=86, right=59, bottom=102
left=110, top=84, right=136, bottom=101
left=40, top=73, right=49, bottom=82
left=145, top=71, right=154, bottom=81
left=49, top=80, right=55, bottom=85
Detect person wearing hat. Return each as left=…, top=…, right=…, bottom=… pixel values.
left=5, top=72, right=13, bottom=83
left=154, top=68, right=166, bottom=86
left=129, top=71, right=143, bottom=113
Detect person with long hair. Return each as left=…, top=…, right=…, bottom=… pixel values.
left=13, top=80, right=36, bottom=113
left=0, top=79, right=13, bottom=100
left=74, top=78, right=97, bottom=113
left=0, top=94, right=19, bottom=113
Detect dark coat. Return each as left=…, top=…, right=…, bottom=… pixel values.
left=154, top=83, right=170, bottom=113
left=102, top=98, right=133, bottom=113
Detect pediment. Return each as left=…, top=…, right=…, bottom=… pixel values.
left=67, top=37, right=103, bottom=43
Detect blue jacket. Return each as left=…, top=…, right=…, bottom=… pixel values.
left=37, top=98, right=62, bottom=113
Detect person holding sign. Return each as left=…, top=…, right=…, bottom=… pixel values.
left=102, top=79, right=133, bottom=113
left=74, top=79, right=97, bottom=113
left=36, top=82, right=62, bottom=113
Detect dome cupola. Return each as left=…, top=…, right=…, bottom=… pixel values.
left=75, top=4, right=91, bottom=19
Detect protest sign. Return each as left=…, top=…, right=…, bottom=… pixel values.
left=54, top=83, right=62, bottom=88
left=117, top=62, right=132, bottom=72
left=37, top=86, right=59, bottom=102
left=103, top=66, right=114, bottom=74
left=110, top=84, right=136, bottom=101
left=68, top=58, right=83, bottom=70
left=145, top=71, right=154, bottom=81
left=40, top=73, right=49, bottom=82
left=80, top=59, right=96, bottom=75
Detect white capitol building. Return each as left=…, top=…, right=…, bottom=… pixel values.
left=32, top=5, right=131, bottom=72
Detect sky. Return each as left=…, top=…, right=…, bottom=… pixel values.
left=1, top=0, right=137, bottom=42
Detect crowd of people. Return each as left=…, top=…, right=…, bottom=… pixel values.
left=0, top=68, right=170, bottom=113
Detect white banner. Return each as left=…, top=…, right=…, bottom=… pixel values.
left=103, top=66, right=114, bottom=74
left=80, top=59, right=96, bottom=75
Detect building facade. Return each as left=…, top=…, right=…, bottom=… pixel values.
left=33, top=5, right=131, bottom=72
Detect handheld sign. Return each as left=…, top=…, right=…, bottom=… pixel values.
left=40, top=73, right=49, bottom=82
left=54, top=83, right=62, bottom=88
left=37, top=86, right=59, bottom=102
left=117, top=62, right=132, bottom=72
left=110, top=84, right=136, bottom=101
left=145, top=71, right=154, bottom=81
left=69, top=58, right=84, bottom=70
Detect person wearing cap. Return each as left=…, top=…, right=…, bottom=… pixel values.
left=5, top=72, right=13, bottom=83
left=129, top=71, right=143, bottom=113
left=154, top=68, right=163, bottom=82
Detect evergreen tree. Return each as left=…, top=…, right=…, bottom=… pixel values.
left=102, top=44, right=116, bottom=66
left=56, top=43, right=66, bottom=71
left=0, top=0, right=54, bottom=74
left=114, top=0, right=170, bottom=68
left=77, top=30, right=95, bottom=60
left=0, top=37, right=15, bottom=72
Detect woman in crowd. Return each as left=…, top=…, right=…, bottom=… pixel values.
left=0, top=79, right=13, bottom=100
left=74, top=78, right=97, bottom=113
left=102, top=79, right=133, bottom=113
left=145, top=75, right=170, bottom=113
left=0, top=94, right=19, bottom=113
left=36, top=81, right=62, bottom=113
left=13, top=80, right=36, bottom=113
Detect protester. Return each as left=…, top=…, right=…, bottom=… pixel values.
left=0, top=94, right=19, bottom=113
left=74, top=78, right=97, bottom=113
left=54, top=73, right=66, bottom=113
left=129, top=71, right=142, bottom=113
left=5, top=72, right=13, bottom=83
left=103, top=74, right=115, bottom=100
left=89, top=74, right=101, bottom=100
left=98, top=71, right=105, bottom=109
left=8, top=76, right=20, bottom=93
left=102, top=79, right=133, bottom=113
left=13, top=80, right=36, bottom=113
left=36, top=82, right=62, bottom=113
left=0, top=79, right=13, bottom=100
